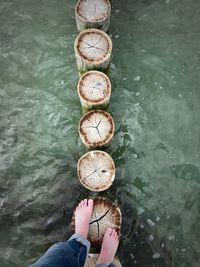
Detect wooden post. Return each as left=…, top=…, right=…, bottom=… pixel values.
left=84, top=254, right=122, bottom=267
left=71, top=197, right=122, bottom=247
left=74, top=28, right=112, bottom=75
left=77, top=70, right=111, bottom=113
left=75, top=0, right=111, bottom=32
left=77, top=150, right=115, bottom=192
left=78, top=110, right=115, bottom=149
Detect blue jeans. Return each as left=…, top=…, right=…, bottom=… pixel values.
left=30, top=234, right=116, bottom=267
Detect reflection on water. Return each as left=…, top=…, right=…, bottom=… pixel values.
left=0, top=0, right=200, bottom=266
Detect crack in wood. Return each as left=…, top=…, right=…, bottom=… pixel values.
left=96, top=170, right=102, bottom=178
left=97, top=221, right=100, bottom=237
left=87, top=119, right=102, bottom=138
left=81, top=40, right=104, bottom=51
left=96, top=127, right=101, bottom=138
left=94, top=209, right=98, bottom=221
left=93, top=35, right=103, bottom=47
left=96, top=119, right=102, bottom=128
left=89, top=208, right=111, bottom=225
left=85, top=167, right=100, bottom=178
left=81, top=35, right=106, bottom=53
left=84, top=164, right=108, bottom=180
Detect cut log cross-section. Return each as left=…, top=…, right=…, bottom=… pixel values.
left=77, top=150, right=115, bottom=192
left=74, top=28, right=112, bottom=75
left=71, top=197, right=122, bottom=247
left=79, top=110, right=115, bottom=149
left=75, top=0, right=111, bottom=32
left=78, top=70, right=111, bottom=113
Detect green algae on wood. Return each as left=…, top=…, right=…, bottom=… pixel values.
left=78, top=64, right=111, bottom=77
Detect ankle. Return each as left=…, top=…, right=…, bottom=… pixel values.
left=97, top=256, right=111, bottom=265
left=75, top=229, right=88, bottom=240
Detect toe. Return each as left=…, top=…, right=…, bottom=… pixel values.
left=114, top=231, right=119, bottom=240
left=112, top=229, right=118, bottom=240
left=80, top=200, right=84, bottom=208
left=88, top=199, right=94, bottom=207
left=76, top=202, right=81, bottom=210
left=111, top=229, right=116, bottom=237
left=106, top=227, right=113, bottom=236
left=82, top=200, right=86, bottom=207
left=83, top=199, right=87, bottom=206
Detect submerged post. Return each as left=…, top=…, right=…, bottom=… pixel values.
left=85, top=254, right=122, bottom=267
left=77, top=70, right=111, bottom=113
left=75, top=0, right=111, bottom=32
left=77, top=150, right=115, bottom=192
left=78, top=110, right=115, bottom=149
left=74, top=28, right=112, bottom=75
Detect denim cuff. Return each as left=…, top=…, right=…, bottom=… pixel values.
left=68, top=234, right=91, bottom=255
left=96, top=263, right=117, bottom=267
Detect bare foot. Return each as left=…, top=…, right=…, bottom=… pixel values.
left=97, top=227, right=119, bottom=265
left=75, top=199, right=94, bottom=239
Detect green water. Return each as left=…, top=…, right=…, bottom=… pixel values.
left=0, top=0, right=200, bottom=266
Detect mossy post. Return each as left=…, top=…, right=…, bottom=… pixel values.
left=71, top=197, right=122, bottom=247
left=74, top=28, right=112, bottom=75
left=75, top=0, right=111, bottom=32
left=78, top=70, right=111, bottom=113
left=77, top=150, right=115, bottom=192
left=78, top=110, right=115, bottom=149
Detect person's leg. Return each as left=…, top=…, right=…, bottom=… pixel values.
left=30, top=237, right=89, bottom=267
left=30, top=199, right=94, bottom=267
left=95, top=228, right=119, bottom=267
